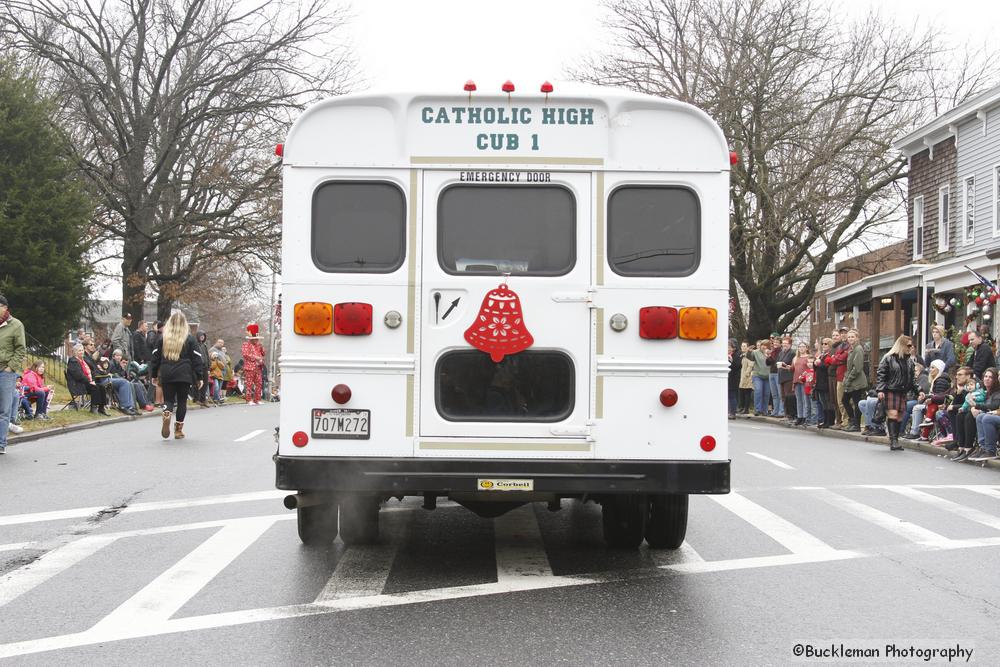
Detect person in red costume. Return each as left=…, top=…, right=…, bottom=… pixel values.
left=241, top=323, right=265, bottom=405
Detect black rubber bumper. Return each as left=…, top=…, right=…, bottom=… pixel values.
left=274, top=456, right=730, bottom=495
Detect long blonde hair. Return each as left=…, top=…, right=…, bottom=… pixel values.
left=162, top=311, right=189, bottom=361
left=887, top=335, right=912, bottom=357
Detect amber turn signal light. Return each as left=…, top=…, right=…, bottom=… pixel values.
left=294, top=302, right=333, bottom=335
left=678, top=307, right=717, bottom=340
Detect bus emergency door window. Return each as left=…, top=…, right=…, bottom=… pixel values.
left=312, top=181, right=406, bottom=273
left=608, top=186, right=700, bottom=277
left=437, top=185, right=576, bottom=276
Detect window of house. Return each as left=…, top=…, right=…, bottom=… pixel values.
left=312, top=181, right=406, bottom=273
left=607, top=186, right=700, bottom=276
left=938, top=186, right=950, bottom=252
left=963, top=176, right=975, bottom=245
left=438, top=186, right=575, bottom=276
left=913, top=195, right=924, bottom=259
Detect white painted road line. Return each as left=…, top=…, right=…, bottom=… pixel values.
left=708, top=492, right=840, bottom=556
left=0, top=490, right=287, bottom=527
left=493, top=505, right=553, bottom=583
left=234, top=429, right=267, bottom=442
left=314, top=542, right=399, bottom=603
left=90, top=517, right=278, bottom=632
left=0, top=534, right=119, bottom=608
left=883, top=485, right=1000, bottom=532
left=745, top=452, right=796, bottom=470
left=803, top=488, right=955, bottom=546
left=646, top=541, right=704, bottom=567
left=0, top=542, right=35, bottom=553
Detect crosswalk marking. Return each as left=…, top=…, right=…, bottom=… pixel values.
left=745, top=452, right=795, bottom=470
left=882, top=485, right=1000, bottom=532
left=0, top=490, right=287, bottom=527
left=0, top=534, right=118, bottom=607
left=234, top=429, right=267, bottom=442
left=707, top=492, right=841, bottom=555
left=646, top=541, right=704, bottom=567
left=802, top=488, right=955, bottom=546
left=315, top=543, right=399, bottom=603
left=493, top=505, right=553, bottom=583
left=89, top=517, right=278, bottom=633
left=0, top=541, right=34, bottom=553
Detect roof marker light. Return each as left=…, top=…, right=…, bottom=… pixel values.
left=502, top=80, right=515, bottom=93
left=275, top=143, right=283, bottom=157
left=540, top=81, right=553, bottom=103
left=464, top=79, right=476, bottom=103
left=730, top=151, right=739, bottom=166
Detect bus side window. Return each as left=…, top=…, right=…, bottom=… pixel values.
left=312, top=181, right=406, bottom=273
left=607, top=186, right=700, bottom=277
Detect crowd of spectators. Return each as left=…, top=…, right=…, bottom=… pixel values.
left=729, top=324, right=1000, bottom=461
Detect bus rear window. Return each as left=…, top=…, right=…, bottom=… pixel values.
left=608, top=186, right=700, bottom=276
left=312, top=181, right=406, bottom=273
left=438, top=185, right=575, bottom=275
left=436, top=350, right=574, bottom=422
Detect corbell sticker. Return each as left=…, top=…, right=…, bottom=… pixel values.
left=464, top=280, right=534, bottom=362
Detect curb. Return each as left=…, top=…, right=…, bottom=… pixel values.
left=734, top=414, right=1000, bottom=471
left=6, top=400, right=253, bottom=445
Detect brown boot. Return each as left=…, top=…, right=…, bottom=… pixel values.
left=174, top=421, right=185, bottom=440
left=161, top=410, right=172, bottom=439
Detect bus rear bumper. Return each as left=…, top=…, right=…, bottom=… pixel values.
left=274, top=456, right=730, bottom=495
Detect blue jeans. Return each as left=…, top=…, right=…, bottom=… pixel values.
left=753, top=375, right=770, bottom=415
left=99, top=377, right=135, bottom=410
left=977, top=413, right=1000, bottom=453
left=768, top=373, right=782, bottom=416
left=727, top=388, right=738, bottom=416
left=811, top=393, right=824, bottom=425
left=859, top=397, right=879, bottom=428
left=0, top=370, right=15, bottom=447
left=909, top=403, right=928, bottom=435
left=794, top=384, right=809, bottom=419
left=211, top=378, right=222, bottom=402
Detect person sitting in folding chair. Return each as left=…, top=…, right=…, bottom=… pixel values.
left=68, top=343, right=109, bottom=415
left=21, top=360, right=52, bottom=420
left=904, top=359, right=949, bottom=441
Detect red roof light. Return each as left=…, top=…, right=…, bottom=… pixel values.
left=540, top=81, right=553, bottom=93
left=502, top=80, right=515, bottom=93
left=464, top=80, right=477, bottom=92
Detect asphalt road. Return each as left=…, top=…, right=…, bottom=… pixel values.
left=1, top=406, right=999, bottom=665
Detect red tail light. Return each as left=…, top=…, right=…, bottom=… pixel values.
left=292, top=431, right=309, bottom=447
left=639, top=307, right=678, bottom=339
left=659, top=388, right=678, bottom=407
left=700, top=435, right=716, bottom=452
left=334, top=302, right=373, bottom=335
left=331, top=384, right=352, bottom=404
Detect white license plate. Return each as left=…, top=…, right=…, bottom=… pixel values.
left=311, top=408, right=370, bottom=439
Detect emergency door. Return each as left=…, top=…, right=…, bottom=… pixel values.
left=418, top=170, right=592, bottom=443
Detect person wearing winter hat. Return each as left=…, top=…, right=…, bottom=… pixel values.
left=903, top=359, right=949, bottom=440
left=0, top=294, right=27, bottom=454
left=241, top=323, right=265, bottom=405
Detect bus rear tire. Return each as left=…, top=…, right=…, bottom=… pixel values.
left=297, top=503, right=338, bottom=546
left=339, top=494, right=380, bottom=545
left=645, top=494, right=688, bottom=549
left=602, top=494, right=647, bottom=549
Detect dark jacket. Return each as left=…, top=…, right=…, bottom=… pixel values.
left=928, top=374, right=952, bottom=404
left=971, top=343, right=993, bottom=380
left=776, top=348, right=795, bottom=384
left=65, top=357, right=91, bottom=396
left=151, top=334, right=205, bottom=385
left=728, top=352, right=742, bottom=390
left=132, top=330, right=151, bottom=364
left=195, top=333, right=210, bottom=380
left=876, top=353, right=915, bottom=394
left=814, top=357, right=829, bottom=392
left=974, top=389, right=1000, bottom=412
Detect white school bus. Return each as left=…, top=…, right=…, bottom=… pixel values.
left=276, top=83, right=730, bottom=549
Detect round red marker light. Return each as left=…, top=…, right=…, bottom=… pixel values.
left=292, top=431, right=309, bottom=447
left=502, top=80, right=515, bottom=93
left=729, top=151, right=739, bottom=165
left=700, top=435, right=716, bottom=452
left=464, top=80, right=477, bottom=92
left=331, top=384, right=352, bottom=404
left=659, top=388, right=678, bottom=407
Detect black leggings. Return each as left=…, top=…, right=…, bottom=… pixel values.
left=844, top=389, right=866, bottom=425
left=956, top=410, right=977, bottom=448
left=162, top=382, right=191, bottom=422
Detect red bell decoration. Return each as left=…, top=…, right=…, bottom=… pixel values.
left=464, top=281, right=534, bottom=362
left=991, top=294, right=999, bottom=304
left=976, top=296, right=984, bottom=306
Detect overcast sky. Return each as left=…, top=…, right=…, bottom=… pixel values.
left=353, top=0, right=999, bottom=92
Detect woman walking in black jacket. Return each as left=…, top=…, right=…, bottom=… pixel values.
left=876, top=335, right=916, bottom=451
left=150, top=311, right=205, bottom=440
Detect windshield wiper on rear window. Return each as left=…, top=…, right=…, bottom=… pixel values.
left=612, top=248, right=695, bottom=265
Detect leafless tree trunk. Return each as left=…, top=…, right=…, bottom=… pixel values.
left=2, top=0, right=355, bottom=316
left=573, top=0, right=997, bottom=341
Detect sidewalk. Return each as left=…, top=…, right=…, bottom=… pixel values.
left=734, top=413, right=1000, bottom=471
left=5, top=399, right=256, bottom=445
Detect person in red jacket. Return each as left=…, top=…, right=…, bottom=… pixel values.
left=20, top=360, right=52, bottom=419
left=828, top=327, right=850, bottom=429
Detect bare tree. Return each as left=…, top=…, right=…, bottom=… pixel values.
left=2, top=0, right=355, bottom=319
left=573, top=0, right=997, bottom=340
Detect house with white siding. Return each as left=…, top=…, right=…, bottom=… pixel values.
left=824, top=83, right=1000, bottom=363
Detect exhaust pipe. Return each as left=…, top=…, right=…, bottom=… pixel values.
left=283, top=493, right=334, bottom=510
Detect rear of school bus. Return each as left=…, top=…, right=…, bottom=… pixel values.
left=275, top=84, right=730, bottom=548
